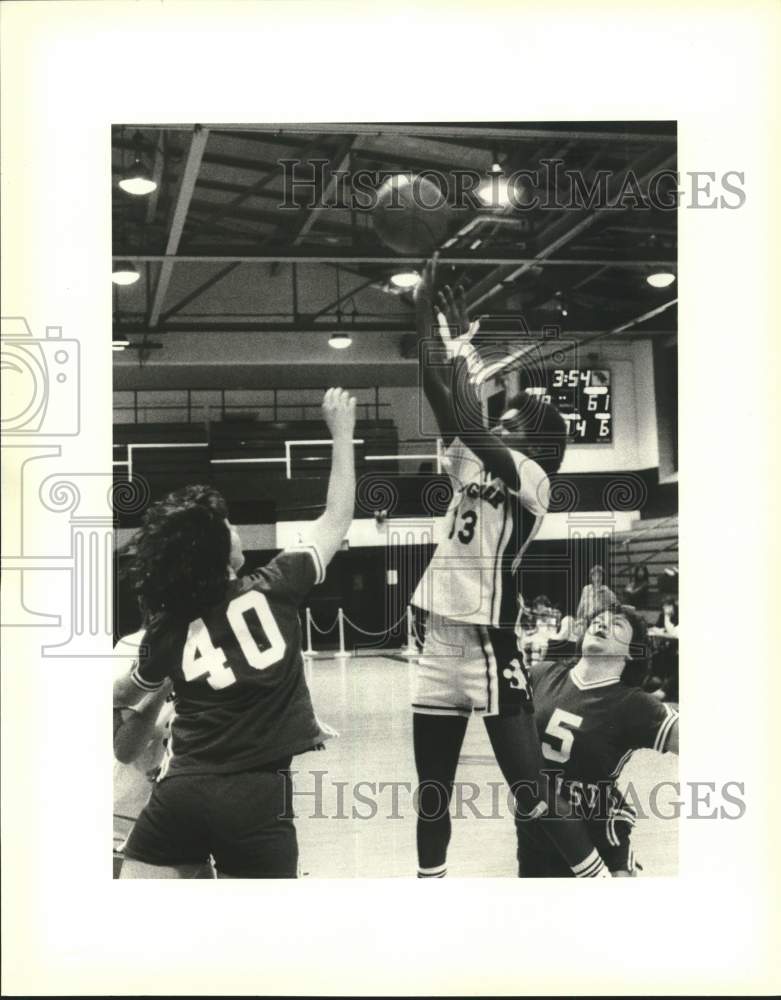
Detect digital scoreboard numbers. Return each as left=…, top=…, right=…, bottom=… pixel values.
left=524, top=368, right=612, bottom=443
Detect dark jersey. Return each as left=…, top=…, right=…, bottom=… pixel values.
left=529, top=657, right=678, bottom=854
left=130, top=545, right=331, bottom=780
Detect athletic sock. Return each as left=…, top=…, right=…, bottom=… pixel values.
left=417, top=862, right=448, bottom=878
left=571, top=848, right=610, bottom=878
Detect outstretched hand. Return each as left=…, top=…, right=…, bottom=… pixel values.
left=436, top=282, right=477, bottom=361
left=414, top=253, right=479, bottom=360
left=437, top=282, right=470, bottom=338
left=322, top=387, right=356, bottom=440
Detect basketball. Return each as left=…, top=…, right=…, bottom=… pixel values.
left=107, top=123, right=681, bottom=894
left=372, top=173, right=454, bottom=254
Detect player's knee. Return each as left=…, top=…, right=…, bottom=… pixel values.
left=415, top=779, right=451, bottom=821
left=509, top=779, right=548, bottom=821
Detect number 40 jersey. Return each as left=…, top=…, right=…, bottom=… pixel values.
left=130, top=546, right=333, bottom=781
left=411, top=436, right=549, bottom=627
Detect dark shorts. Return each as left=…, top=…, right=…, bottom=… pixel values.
left=122, top=760, right=297, bottom=877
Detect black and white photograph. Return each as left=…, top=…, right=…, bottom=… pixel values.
left=110, top=122, right=682, bottom=880
left=2, top=2, right=779, bottom=996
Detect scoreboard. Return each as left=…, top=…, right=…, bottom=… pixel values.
left=521, top=367, right=612, bottom=443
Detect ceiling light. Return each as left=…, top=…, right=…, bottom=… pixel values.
left=390, top=271, right=420, bottom=289
left=646, top=271, right=676, bottom=288
left=477, top=174, right=517, bottom=209
left=112, top=340, right=130, bottom=352
left=119, top=157, right=157, bottom=196
left=112, top=261, right=140, bottom=285
left=328, top=332, right=352, bottom=349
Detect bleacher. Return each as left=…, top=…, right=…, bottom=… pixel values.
left=610, top=514, right=679, bottom=618
left=113, top=417, right=402, bottom=522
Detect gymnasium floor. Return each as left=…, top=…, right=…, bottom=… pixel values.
left=295, top=654, right=678, bottom=878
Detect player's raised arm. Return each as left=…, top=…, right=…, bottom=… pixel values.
left=307, top=388, right=356, bottom=568
left=414, top=255, right=459, bottom=444
left=434, top=282, right=526, bottom=495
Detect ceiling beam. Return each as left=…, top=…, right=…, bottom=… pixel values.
left=148, top=126, right=210, bottom=327
left=307, top=275, right=380, bottom=321
left=124, top=122, right=676, bottom=144
left=188, top=134, right=330, bottom=238
left=610, top=298, right=678, bottom=334
left=464, top=149, right=677, bottom=310
left=144, top=130, right=166, bottom=226
left=290, top=135, right=357, bottom=245
left=159, top=262, right=243, bottom=324
left=571, top=265, right=613, bottom=291
left=184, top=195, right=356, bottom=234
left=114, top=318, right=676, bottom=337
left=117, top=252, right=676, bottom=268
left=528, top=300, right=678, bottom=369
left=116, top=320, right=414, bottom=335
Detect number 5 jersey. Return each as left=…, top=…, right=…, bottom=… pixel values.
left=129, top=545, right=334, bottom=780
left=529, top=656, right=678, bottom=855
left=411, top=436, right=550, bottom=627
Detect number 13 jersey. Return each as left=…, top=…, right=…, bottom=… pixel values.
left=411, top=437, right=550, bottom=627
left=130, top=546, right=333, bottom=780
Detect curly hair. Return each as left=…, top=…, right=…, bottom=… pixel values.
left=130, top=485, right=231, bottom=620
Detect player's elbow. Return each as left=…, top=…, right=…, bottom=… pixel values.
left=323, top=503, right=353, bottom=537
left=538, top=475, right=551, bottom=512
left=313, top=511, right=352, bottom=567
left=522, top=472, right=550, bottom=516
left=113, top=740, right=137, bottom=766
left=113, top=718, right=143, bottom=765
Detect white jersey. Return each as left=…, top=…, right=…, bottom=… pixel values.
left=411, top=437, right=549, bottom=626
left=113, top=631, right=173, bottom=833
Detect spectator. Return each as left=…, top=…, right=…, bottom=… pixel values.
left=518, top=596, right=563, bottom=666
left=653, top=598, right=679, bottom=637
left=552, top=614, right=584, bottom=645
left=531, top=594, right=561, bottom=630
left=576, top=565, right=616, bottom=623
left=622, top=564, right=650, bottom=609
left=647, top=599, right=679, bottom=700
left=515, top=595, right=536, bottom=636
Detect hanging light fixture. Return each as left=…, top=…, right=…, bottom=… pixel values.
left=119, top=159, right=157, bottom=196
left=646, top=271, right=676, bottom=288
left=390, top=271, right=420, bottom=290
left=477, top=154, right=517, bottom=209
left=328, top=267, right=352, bottom=347
left=112, top=260, right=140, bottom=285
left=118, top=131, right=157, bottom=196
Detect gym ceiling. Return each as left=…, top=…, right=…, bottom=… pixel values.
left=111, top=122, right=678, bottom=377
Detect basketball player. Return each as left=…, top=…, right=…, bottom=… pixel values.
left=411, top=256, right=611, bottom=878
left=113, top=629, right=175, bottom=874
left=519, top=604, right=679, bottom=876
left=113, top=388, right=356, bottom=878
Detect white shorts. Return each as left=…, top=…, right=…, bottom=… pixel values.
left=412, top=613, right=532, bottom=718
